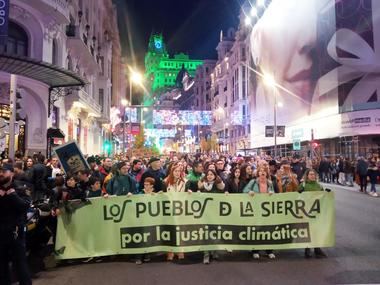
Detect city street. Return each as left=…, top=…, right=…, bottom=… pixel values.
left=33, top=184, right=380, bottom=285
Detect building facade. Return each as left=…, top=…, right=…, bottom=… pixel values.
left=0, top=0, right=123, bottom=156
left=210, top=15, right=252, bottom=154
left=193, top=59, right=216, bottom=112
left=144, top=33, right=203, bottom=104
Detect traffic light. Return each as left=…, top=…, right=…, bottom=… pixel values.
left=16, top=92, right=26, bottom=121
left=103, top=140, right=111, bottom=153
left=311, top=142, right=320, bottom=149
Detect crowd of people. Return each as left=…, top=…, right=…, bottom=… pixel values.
left=0, top=151, right=379, bottom=283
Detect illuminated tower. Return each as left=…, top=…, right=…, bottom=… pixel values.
left=144, top=33, right=203, bottom=105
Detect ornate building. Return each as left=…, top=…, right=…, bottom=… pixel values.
left=210, top=16, right=252, bottom=154
left=144, top=33, right=203, bottom=104
left=0, top=0, right=125, bottom=156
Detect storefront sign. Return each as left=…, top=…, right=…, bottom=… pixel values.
left=55, top=192, right=335, bottom=259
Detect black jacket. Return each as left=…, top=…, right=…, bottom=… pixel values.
left=140, top=167, right=165, bottom=193
left=0, top=181, right=31, bottom=233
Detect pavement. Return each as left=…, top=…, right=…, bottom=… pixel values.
left=31, top=183, right=380, bottom=285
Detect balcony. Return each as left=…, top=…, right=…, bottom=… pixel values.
left=67, top=89, right=102, bottom=117
left=66, top=25, right=99, bottom=73
left=29, top=0, right=70, bottom=24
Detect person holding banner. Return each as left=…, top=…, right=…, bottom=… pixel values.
left=62, top=175, right=85, bottom=201
left=226, top=167, right=244, bottom=193
left=198, top=169, right=226, bottom=264
left=135, top=177, right=156, bottom=265
left=164, top=163, right=188, bottom=262
left=243, top=166, right=276, bottom=260
left=185, top=161, right=204, bottom=192
left=139, top=157, right=165, bottom=193
left=239, top=163, right=254, bottom=190
left=298, top=169, right=328, bottom=258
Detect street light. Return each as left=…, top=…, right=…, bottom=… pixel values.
left=121, top=99, right=128, bottom=153
left=128, top=69, right=143, bottom=152
left=263, top=72, right=278, bottom=158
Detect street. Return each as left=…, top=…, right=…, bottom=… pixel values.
left=33, top=184, right=380, bottom=285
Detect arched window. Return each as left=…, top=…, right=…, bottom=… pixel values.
left=0, top=21, right=28, bottom=56
left=52, top=39, right=59, bottom=65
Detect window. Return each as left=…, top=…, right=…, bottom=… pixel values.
left=0, top=21, right=28, bottom=56
left=52, top=39, right=59, bottom=65
left=67, top=55, right=73, bottom=71
left=241, top=47, right=246, bottom=60
left=99, top=89, right=104, bottom=112
left=242, top=67, right=246, bottom=99
left=52, top=107, right=59, bottom=128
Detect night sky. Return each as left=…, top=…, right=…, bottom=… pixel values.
left=113, top=0, right=242, bottom=70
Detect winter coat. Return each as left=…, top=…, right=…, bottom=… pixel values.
left=367, top=166, right=379, bottom=184
left=356, top=159, right=369, bottom=176
left=0, top=182, right=31, bottom=232
left=140, top=167, right=166, bottom=193
left=243, top=179, right=274, bottom=194
left=298, top=180, right=324, bottom=192
left=185, top=170, right=203, bottom=192
left=106, top=174, right=137, bottom=196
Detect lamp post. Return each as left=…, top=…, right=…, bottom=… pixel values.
left=128, top=70, right=143, bottom=152
left=263, top=73, right=278, bottom=158
left=121, top=99, right=128, bottom=154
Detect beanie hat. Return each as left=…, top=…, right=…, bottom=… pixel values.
left=148, top=157, right=160, bottom=164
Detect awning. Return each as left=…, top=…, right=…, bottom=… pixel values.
left=47, top=127, right=65, bottom=138
left=0, top=53, right=88, bottom=88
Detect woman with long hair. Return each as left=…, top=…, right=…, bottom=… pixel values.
left=277, top=164, right=299, bottom=193
left=240, top=163, right=254, bottom=189
left=226, top=167, right=244, bottom=193
left=163, top=163, right=188, bottom=261
left=197, top=169, right=225, bottom=264
left=243, top=166, right=276, bottom=260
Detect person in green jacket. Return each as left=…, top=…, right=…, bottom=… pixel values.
left=106, top=162, right=136, bottom=196
left=298, top=168, right=328, bottom=258
left=185, top=161, right=204, bottom=192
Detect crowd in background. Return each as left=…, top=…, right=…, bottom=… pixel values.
left=1, top=151, right=379, bottom=284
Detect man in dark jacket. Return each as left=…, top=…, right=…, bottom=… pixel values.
left=140, top=157, right=165, bottom=193
left=31, top=154, right=48, bottom=201
left=291, top=155, right=305, bottom=183
left=356, top=157, right=369, bottom=192
left=319, top=158, right=330, bottom=183
left=0, top=164, right=32, bottom=285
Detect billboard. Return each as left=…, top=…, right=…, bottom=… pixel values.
left=250, top=0, right=380, bottom=147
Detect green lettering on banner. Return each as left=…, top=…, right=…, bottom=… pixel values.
left=55, top=192, right=335, bottom=259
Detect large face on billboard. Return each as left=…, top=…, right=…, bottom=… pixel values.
left=250, top=0, right=380, bottom=143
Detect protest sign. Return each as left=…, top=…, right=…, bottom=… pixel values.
left=54, top=141, right=89, bottom=174
left=55, top=192, right=335, bottom=259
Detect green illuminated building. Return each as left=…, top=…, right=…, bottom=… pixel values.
left=144, top=34, right=203, bottom=96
